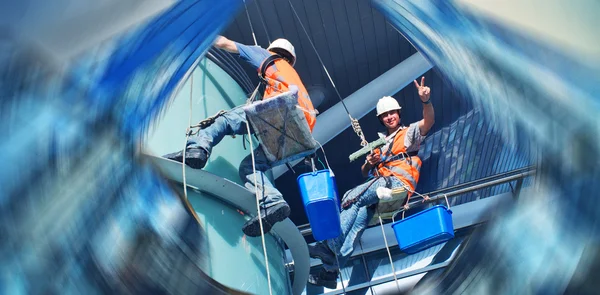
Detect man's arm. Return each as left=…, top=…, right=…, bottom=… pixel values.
left=213, top=35, right=239, bottom=53
left=413, top=76, right=435, bottom=136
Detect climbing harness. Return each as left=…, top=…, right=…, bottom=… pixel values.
left=258, top=53, right=284, bottom=87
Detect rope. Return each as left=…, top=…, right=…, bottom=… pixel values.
left=182, top=73, right=194, bottom=200
left=287, top=0, right=368, bottom=147
left=376, top=207, right=401, bottom=292
left=243, top=4, right=272, bottom=294
left=331, top=240, right=347, bottom=294
left=246, top=81, right=262, bottom=105
left=188, top=110, right=227, bottom=133
left=246, top=119, right=273, bottom=295
left=350, top=117, right=369, bottom=146
left=315, top=140, right=331, bottom=171
left=391, top=181, right=430, bottom=214
left=242, top=0, right=258, bottom=46
left=254, top=0, right=272, bottom=44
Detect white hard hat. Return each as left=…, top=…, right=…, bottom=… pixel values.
left=268, top=38, right=296, bottom=66
left=376, top=96, right=402, bottom=116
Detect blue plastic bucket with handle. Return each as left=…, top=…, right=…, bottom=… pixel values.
left=391, top=195, right=454, bottom=254
left=297, top=169, right=341, bottom=241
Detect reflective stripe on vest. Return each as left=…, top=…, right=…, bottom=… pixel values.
left=258, top=55, right=316, bottom=132
left=375, top=127, right=422, bottom=191
left=383, top=164, right=418, bottom=190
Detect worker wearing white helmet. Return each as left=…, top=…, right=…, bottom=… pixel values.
left=267, top=38, right=297, bottom=66
left=212, top=36, right=315, bottom=130
left=308, top=76, right=435, bottom=288
left=165, top=35, right=315, bottom=238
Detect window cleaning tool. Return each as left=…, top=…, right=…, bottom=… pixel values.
left=348, top=134, right=387, bottom=162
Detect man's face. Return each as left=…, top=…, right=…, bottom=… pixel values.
left=379, top=110, right=400, bottom=130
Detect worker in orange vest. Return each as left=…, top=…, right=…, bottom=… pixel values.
left=308, top=77, right=435, bottom=288
left=164, top=36, right=316, bottom=237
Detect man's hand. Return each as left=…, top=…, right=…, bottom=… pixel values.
left=213, top=35, right=239, bottom=53
left=413, top=76, right=430, bottom=103
left=361, top=152, right=381, bottom=177
left=415, top=75, right=435, bottom=136
left=366, top=152, right=381, bottom=166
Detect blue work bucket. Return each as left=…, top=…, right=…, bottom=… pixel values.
left=391, top=201, right=454, bottom=254
left=297, top=169, right=341, bottom=241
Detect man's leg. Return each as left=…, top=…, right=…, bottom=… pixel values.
left=309, top=177, right=398, bottom=287
left=308, top=203, right=375, bottom=288
left=238, top=145, right=290, bottom=237
left=164, top=107, right=248, bottom=169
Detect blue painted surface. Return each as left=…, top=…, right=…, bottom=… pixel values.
left=0, top=0, right=256, bottom=293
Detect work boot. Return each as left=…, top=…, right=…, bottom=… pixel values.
left=307, top=269, right=338, bottom=289
left=242, top=202, right=291, bottom=237
left=163, top=148, right=209, bottom=169
left=308, top=242, right=336, bottom=266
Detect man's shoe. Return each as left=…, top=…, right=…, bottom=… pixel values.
left=242, top=203, right=291, bottom=237
left=163, top=148, right=209, bottom=169
left=308, top=242, right=336, bottom=266
left=307, top=270, right=338, bottom=289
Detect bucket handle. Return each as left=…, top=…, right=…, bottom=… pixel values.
left=392, top=194, right=451, bottom=222
left=315, top=140, right=334, bottom=176
left=443, top=194, right=450, bottom=209
left=392, top=211, right=404, bottom=223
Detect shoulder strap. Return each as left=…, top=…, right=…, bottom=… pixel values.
left=381, top=127, right=418, bottom=163
left=248, top=54, right=284, bottom=104
left=259, top=53, right=283, bottom=81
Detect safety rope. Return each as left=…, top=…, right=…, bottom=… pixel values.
left=242, top=0, right=258, bottom=46
left=188, top=110, right=227, bottom=134
left=287, top=0, right=369, bottom=147
left=254, top=0, right=271, bottom=44
left=376, top=206, right=401, bottom=292
left=246, top=80, right=262, bottom=105
left=182, top=73, right=194, bottom=201
left=312, top=141, right=346, bottom=292
left=246, top=117, right=273, bottom=295
left=243, top=4, right=273, bottom=295
left=330, top=239, right=347, bottom=294
left=400, top=182, right=430, bottom=211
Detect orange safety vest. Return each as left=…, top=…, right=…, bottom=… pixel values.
left=258, top=53, right=316, bottom=132
left=373, top=127, right=422, bottom=195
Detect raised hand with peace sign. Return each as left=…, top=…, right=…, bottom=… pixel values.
left=413, top=76, right=431, bottom=104
left=414, top=75, right=435, bottom=135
